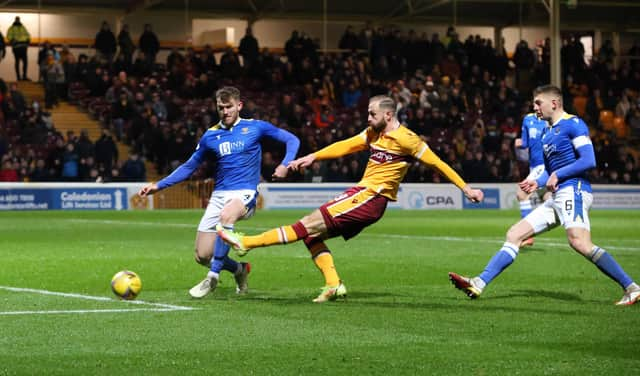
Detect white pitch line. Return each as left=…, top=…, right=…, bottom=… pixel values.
left=0, top=286, right=195, bottom=315
left=65, top=218, right=640, bottom=252
left=0, top=308, right=180, bottom=316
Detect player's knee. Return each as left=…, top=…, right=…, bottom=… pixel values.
left=516, top=189, right=529, bottom=201
left=194, top=250, right=211, bottom=266
left=567, top=236, right=590, bottom=256
left=505, top=225, right=524, bottom=243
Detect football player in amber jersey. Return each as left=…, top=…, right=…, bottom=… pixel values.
left=218, top=95, right=484, bottom=303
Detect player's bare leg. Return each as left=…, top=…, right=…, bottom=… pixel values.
left=191, top=198, right=251, bottom=298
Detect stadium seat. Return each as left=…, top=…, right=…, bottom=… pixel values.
left=612, top=116, right=628, bottom=138
left=573, top=96, right=587, bottom=117
left=599, top=110, right=614, bottom=131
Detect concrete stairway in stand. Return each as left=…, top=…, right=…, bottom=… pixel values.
left=15, top=81, right=205, bottom=208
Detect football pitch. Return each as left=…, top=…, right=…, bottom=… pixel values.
left=1, top=209, right=639, bottom=375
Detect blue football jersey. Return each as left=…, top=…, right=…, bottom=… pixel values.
left=520, top=113, right=546, bottom=168
left=540, top=113, right=595, bottom=192
left=157, top=118, right=300, bottom=191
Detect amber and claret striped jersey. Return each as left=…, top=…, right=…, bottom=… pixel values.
left=313, top=125, right=467, bottom=200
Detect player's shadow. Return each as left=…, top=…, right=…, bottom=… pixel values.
left=491, top=289, right=583, bottom=302
left=235, top=290, right=591, bottom=317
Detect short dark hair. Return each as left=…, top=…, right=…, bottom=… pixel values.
left=370, top=95, right=396, bottom=116
left=215, top=86, right=241, bottom=102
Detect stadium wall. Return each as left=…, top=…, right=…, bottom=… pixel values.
left=1, top=182, right=638, bottom=211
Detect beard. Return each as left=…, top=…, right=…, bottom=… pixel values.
left=369, top=118, right=386, bottom=132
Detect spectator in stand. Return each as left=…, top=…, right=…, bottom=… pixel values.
left=513, top=40, right=535, bottom=93
left=239, top=27, right=259, bottom=73
left=73, top=54, right=90, bottom=83
left=94, top=21, right=117, bottom=64
left=338, top=25, right=360, bottom=53
left=131, top=51, right=152, bottom=78
left=219, top=47, right=242, bottom=79
left=598, top=39, right=616, bottom=64
left=194, top=73, right=215, bottom=99
left=44, top=53, right=64, bottom=109
left=120, top=150, right=146, bottom=181
left=0, top=159, right=18, bottom=181
left=7, top=16, right=30, bottom=81
left=341, top=82, right=362, bottom=108
left=314, top=104, right=335, bottom=129
left=61, top=143, right=79, bottom=181
left=0, top=28, right=5, bottom=64
left=117, top=24, right=135, bottom=69
left=112, top=90, right=136, bottom=141
left=285, top=30, right=304, bottom=69
left=94, top=129, right=118, bottom=176
left=615, top=89, right=632, bottom=119
left=75, top=129, right=94, bottom=160
left=138, top=24, right=160, bottom=66
left=151, top=91, right=167, bottom=121
left=166, top=47, right=184, bottom=72
left=30, top=159, right=51, bottom=181
left=37, top=41, right=55, bottom=82
left=7, top=82, right=26, bottom=119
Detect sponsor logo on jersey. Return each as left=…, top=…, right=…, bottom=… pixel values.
left=369, top=148, right=408, bottom=164
left=543, top=143, right=556, bottom=158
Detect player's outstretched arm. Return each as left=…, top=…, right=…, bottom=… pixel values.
left=288, top=154, right=316, bottom=172
left=272, top=164, right=289, bottom=180
left=518, top=179, right=538, bottom=194
left=462, top=185, right=484, bottom=203
left=138, top=183, right=159, bottom=197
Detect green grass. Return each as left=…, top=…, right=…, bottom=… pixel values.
left=1, top=209, right=639, bottom=375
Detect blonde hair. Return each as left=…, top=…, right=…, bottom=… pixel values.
left=215, top=86, right=241, bottom=102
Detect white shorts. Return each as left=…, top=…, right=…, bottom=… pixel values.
left=526, top=164, right=546, bottom=181
left=197, top=189, right=258, bottom=232
left=525, top=185, right=593, bottom=234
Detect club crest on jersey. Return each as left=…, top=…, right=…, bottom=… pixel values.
left=241, top=127, right=249, bottom=134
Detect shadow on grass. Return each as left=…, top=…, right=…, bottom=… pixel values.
left=491, top=289, right=583, bottom=302
left=208, top=289, right=597, bottom=317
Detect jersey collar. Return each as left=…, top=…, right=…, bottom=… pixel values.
left=218, top=117, right=242, bottom=129
left=550, top=112, right=568, bottom=127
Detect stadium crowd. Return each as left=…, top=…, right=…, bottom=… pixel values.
left=0, top=22, right=639, bottom=185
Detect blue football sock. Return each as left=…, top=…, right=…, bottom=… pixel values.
left=589, top=246, right=633, bottom=289
left=519, top=200, right=532, bottom=218
left=210, top=224, right=239, bottom=274
left=478, top=242, right=519, bottom=285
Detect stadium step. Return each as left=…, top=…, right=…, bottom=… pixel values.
left=50, top=101, right=103, bottom=142
left=14, top=80, right=45, bottom=102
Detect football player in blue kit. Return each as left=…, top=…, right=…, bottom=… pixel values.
left=138, top=86, right=300, bottom=298
left=450, top=85, right=640, bottom=305
left=514, top=113, right=549, bottom=247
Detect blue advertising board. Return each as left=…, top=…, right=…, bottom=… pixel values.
left=0, top=188, right=128, bottom=211
left=463, top=188, right=500, bottom=209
